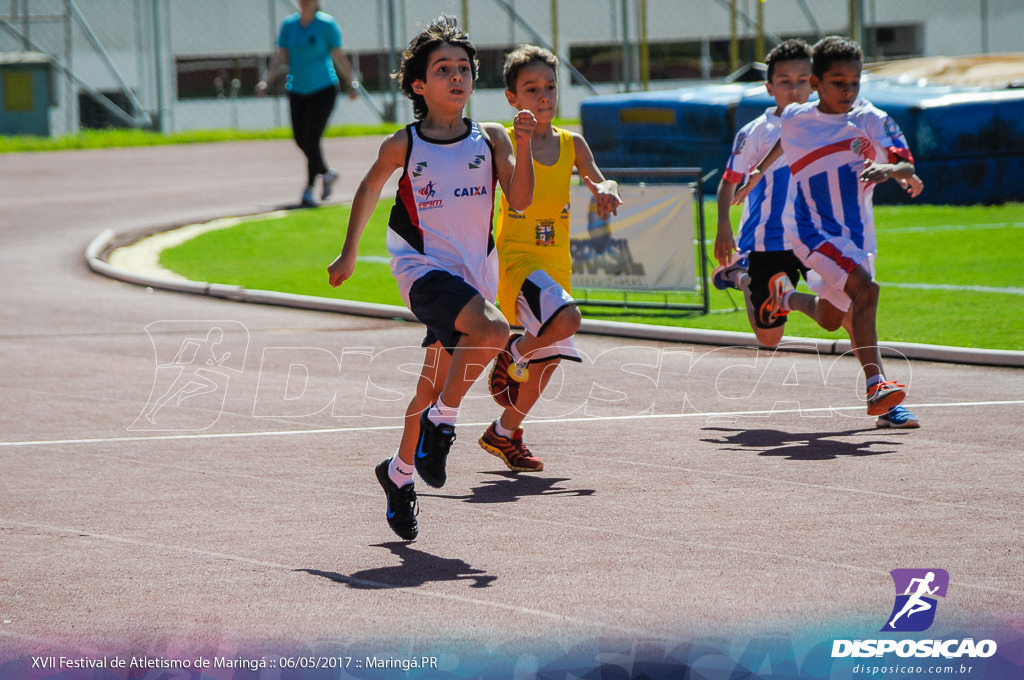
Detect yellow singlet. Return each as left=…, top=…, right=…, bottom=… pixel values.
left=496, top=127, right=575, bottom=325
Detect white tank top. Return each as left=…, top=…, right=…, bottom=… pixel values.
left=387, top=119, right=498, bottom=305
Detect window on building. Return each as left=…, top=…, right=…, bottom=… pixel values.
left=176, top=56, right=262, bottom=99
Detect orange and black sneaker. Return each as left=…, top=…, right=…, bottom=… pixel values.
left=865, top=380, right=907, bottom=416
left=758, top=272, right=794, bottom=327
left=478, top=421, right=544, bottom=472
left=488, top=333, right=529, bottom=409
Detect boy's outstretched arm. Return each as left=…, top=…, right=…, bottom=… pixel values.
left=898, top=173, right=924, bottom=198
left=484, top=110, right=536, bottom=212
left=715, top=176, right=739, bottom=266
left=860, top=158, right=917, bottom=187
left=732, top=139, right=783, bottom=205
left=327, top=132, right=406, bottom=287
left=572, top=133, right=622, bottom=221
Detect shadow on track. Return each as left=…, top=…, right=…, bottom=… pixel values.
left=701, top=426, right=906, bottom=460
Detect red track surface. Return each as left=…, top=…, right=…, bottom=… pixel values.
left=1, top=138, right=1021, bottom=673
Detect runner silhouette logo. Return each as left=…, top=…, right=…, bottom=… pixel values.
left=882, top=569, right=949, bottom=632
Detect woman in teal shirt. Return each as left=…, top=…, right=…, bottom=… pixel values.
left=257, top=0, right=358, bottom=206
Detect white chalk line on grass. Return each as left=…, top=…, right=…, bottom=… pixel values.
left=882, top=221, right=1024, bottom=234
left=877, top=222, right=1024, bottom=294
left=878, top=281, right=1024, bottom=295
left=1, top=399, right=1021, bottom=449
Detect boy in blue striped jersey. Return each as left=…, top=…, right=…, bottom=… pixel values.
left=733, top=36, right=923, bottom=427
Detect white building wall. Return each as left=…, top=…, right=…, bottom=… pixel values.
left=4, top=0, right=1019, bottom=135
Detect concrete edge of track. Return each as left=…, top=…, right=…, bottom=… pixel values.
left=85, top=226, right=1024, bottom=370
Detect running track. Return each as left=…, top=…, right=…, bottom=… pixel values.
left=1, top=138, right=1022, bottom=678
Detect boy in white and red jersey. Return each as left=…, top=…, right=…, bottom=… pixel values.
left=734, top=36, right=923, bottom=426
left=328, top=15, right=536, bottom=540
left=714, top=39, right=813, bottom=349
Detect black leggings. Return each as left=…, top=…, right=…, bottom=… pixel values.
left=288, top=85, right=338, bottom=186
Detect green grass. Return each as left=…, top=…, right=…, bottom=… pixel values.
left=162, top=204, right=400, bottom=306
left=159, top=200, right=1024, bottom=351
left=0, top=118, right=581, bottom=153
left=0, top=123, right=401, bottom=153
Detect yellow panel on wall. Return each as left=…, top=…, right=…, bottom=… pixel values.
left=3, top=71, right=34, bottom=112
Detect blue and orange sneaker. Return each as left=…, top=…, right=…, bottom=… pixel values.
left=875, top=404, right=920, bottom=429
left=757, top=272, right=794, bottom=326
left=865, top=380, right=907, bottom=417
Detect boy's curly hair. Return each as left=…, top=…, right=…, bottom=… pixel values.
left=765, top=38, right=811, bottom=82
left=811, top=36, right=863, bottom=79
left=392, top=14, right=478, bottom=120
left=502, top=44, right=559, bottom=92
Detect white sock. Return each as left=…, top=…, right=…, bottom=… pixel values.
left=780, top=289, right=794, bottom=311
left=494, top=420, right=515, bottom=439
left=735, top=271, right=751, bottom=290
left=866, top=374, right=885, bottom=390
left=428, top=397, right=458, bottom=426
left=388, top=453, right=414, bottom=488
left=509, top=336, right=526, bottom=365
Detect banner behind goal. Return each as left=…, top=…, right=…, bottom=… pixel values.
left=568, top=168, right=709, bottom=313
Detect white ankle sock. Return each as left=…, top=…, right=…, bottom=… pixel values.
left=388, top=453, right=414, bottom=488
left=428, top=397, right=458, bottom=426
left=509, top=336, right=525, bottom=364
left=781, top=290, right=794, bottom=311
left=494, top=420, right=515, bottom=439
left=866, top=374, right=885, bottom=390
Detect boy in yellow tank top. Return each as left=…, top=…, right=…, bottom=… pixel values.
left=481, top=45, right=622, bottom=471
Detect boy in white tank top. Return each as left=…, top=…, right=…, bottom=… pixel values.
left=327, top=15, right=536, bottom=540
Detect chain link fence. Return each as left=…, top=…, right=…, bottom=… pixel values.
left=0, top=0, right=1020, bottom=136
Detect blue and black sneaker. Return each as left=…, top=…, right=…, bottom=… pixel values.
left=415, top=409, right=456, bottom=488
left=875, top=404, right=920, bottom=429
left=711, top=254, right=749, bottom=291
left=375, top=459, right=418, bottom=541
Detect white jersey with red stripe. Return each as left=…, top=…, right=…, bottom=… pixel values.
left=723, top=107, right=795, bottom=252
left=780, top=98, right=913, bottom=256
left=386, top=119, right=498, bottom=306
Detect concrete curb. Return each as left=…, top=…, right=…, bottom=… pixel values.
left=86, top=227, right=1024, bottom=369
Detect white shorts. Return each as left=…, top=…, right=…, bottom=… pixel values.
left=798, top=237, right=874, bottom=313
left=515, top=270, right=581, bottom=364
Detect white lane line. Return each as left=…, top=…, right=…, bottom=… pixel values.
left=1, top=400, right=1021, bottom=449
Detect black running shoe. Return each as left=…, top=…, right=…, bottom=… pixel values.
left=375, top=459, right=418, bottom=541
left=414, top=409, right=456, bottom=488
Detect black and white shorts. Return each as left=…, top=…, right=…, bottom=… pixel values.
left=513, top=270, right=581, bottom=365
